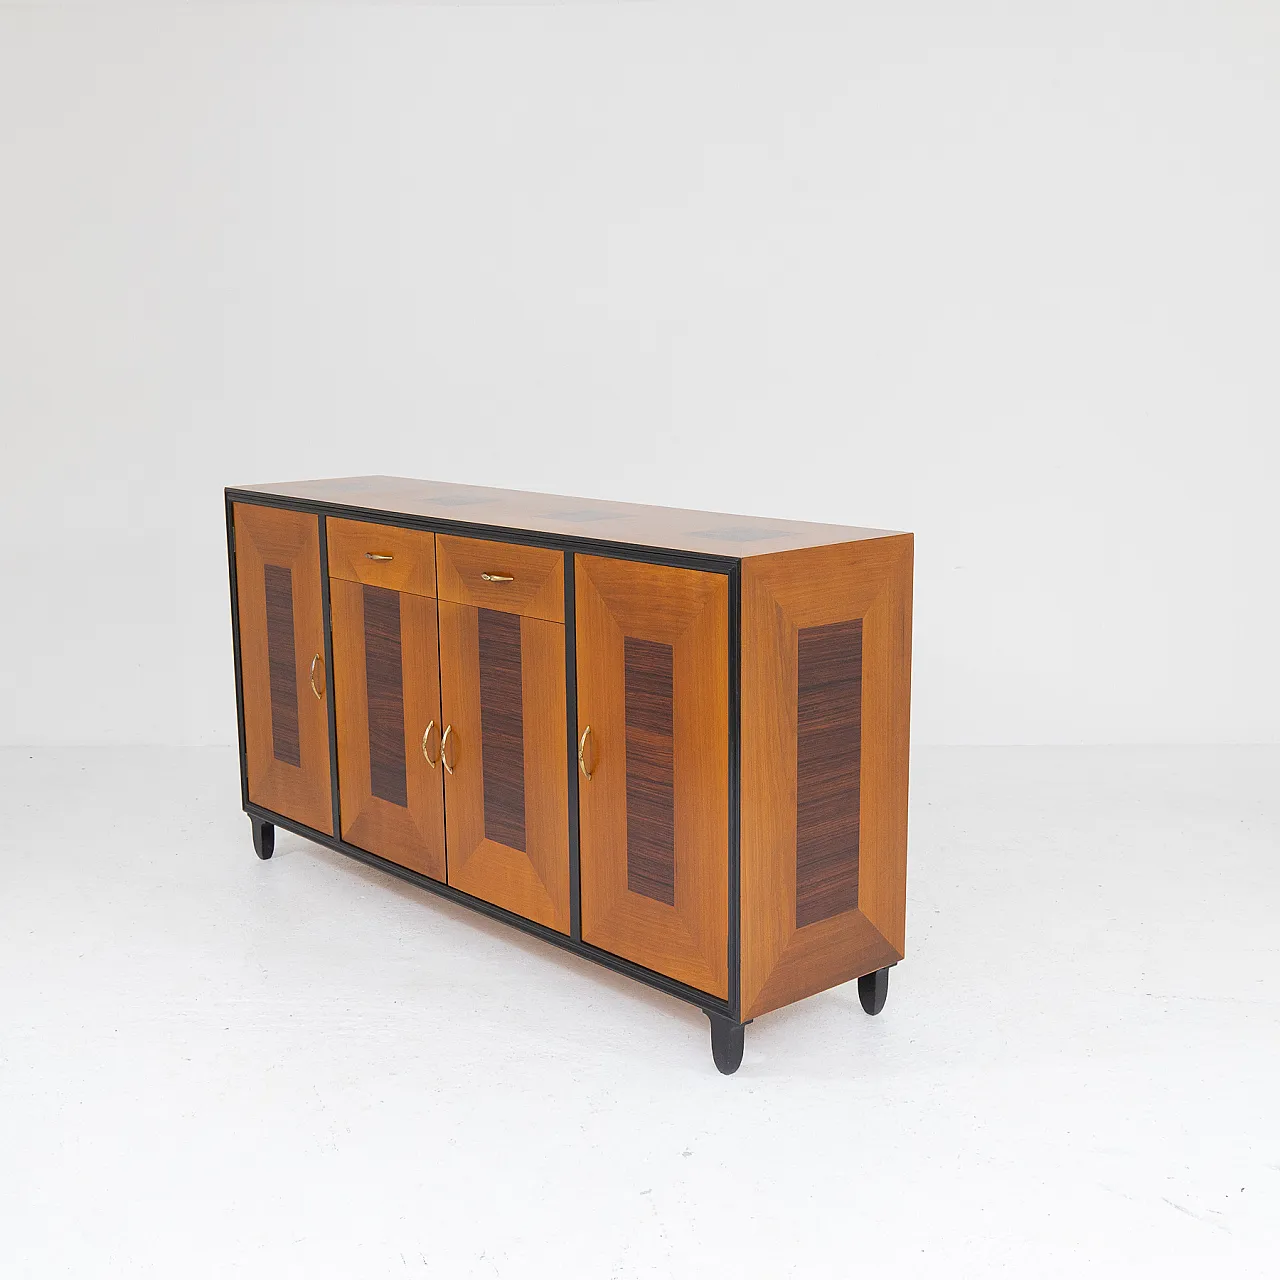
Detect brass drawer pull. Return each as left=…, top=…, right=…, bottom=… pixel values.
left=441, top=723, right=455, bottom=775
left=365, top=552, right=394, bottom=562
left=421, top=720, right=438, bottom=768
left=578, top=725, right=593, bottom=780
left=481, top=573, right=514, bottom=583
left=309, top=653, right=325, bottom=700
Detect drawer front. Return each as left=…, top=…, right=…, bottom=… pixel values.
left=436, top=535, right=563, bottom=623
left=327, top=518, right=436, bottom=598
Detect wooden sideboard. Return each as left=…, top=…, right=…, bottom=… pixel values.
left=225, top=477, right=913, bottom=1073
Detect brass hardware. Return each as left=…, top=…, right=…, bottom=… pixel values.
left=481, top=573, right=514, bottom=583
left=441, top=723, right=455, bottom=775
left=365, top=552, right=394, bottom=562
left=309, top=653, right=325, bottom=700
left=421, top=720, right=438, bottom=768
left=578, top=725, right=593, bottom=780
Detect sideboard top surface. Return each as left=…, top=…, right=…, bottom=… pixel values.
left=229, top=475, right=905, bottom=559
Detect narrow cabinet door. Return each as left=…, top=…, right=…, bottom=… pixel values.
left=574, top=556, right=729, bottom=998
left=437, top=601, right=570, bottom=933
left=233, top=503, right=333, bottom=834
left=330, top=579, right=446, bottom=881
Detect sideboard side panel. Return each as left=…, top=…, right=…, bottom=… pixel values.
left=740, top=535, right=912, bottom=1020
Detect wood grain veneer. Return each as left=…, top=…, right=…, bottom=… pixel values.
left=477, top=608, right=527, bottom=852
left=362, top=585, right=409, bottom=808
left=740, top=535, right=912, bottom=1020
left=623, top=636, right=676, bottom=907
left=575, top=556, right=729, bottom=998
left=326, top=517, right=436, bottom=598
left=263, top=564, right=301, bottom=767
left=439, top=601, right=570, bottom=933
left=233, top=503, right=333, bottom=835
left=331, top=578, right=446, bottom=881
left=795, top=618, right=863, bottom=928
left=231, top=477, right=916, bottom=1066
left=435, top=534, right=564, bottom=623
left=236, top=476, right=901, bottom=559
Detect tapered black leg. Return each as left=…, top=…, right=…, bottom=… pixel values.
left=251, top=816, right=275, bottom=860
left=858, top=966, right=889, bottom=1015
left=707, top=1012, right=745, bottom=1075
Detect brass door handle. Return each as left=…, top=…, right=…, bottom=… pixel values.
left=421, top=720, right=438, bottom=768
left=481, top=573, right=514, bottom=583
left=441, top=723, right=455, bottom=775
left=309, top=653, right=325, bottom=700
left=365, top=552, right=394, bottom=562
left=578, top=725, right=593, bottom=780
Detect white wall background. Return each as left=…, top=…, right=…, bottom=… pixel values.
left=1, top=0, right=1276, bottom=747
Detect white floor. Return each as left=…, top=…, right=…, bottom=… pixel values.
left=1, top=746, right=1276, bottom=1278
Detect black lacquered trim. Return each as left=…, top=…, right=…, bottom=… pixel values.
left=564, top=551, right=582, bottom=942
left=224, top=488, right=738, bottom=576
left=727, top=562, right=742, bottom=1022
left=226, top=496, right=250, bottom=811
left=245, top=802, right=734, bottom=1018
left=227, top=488, right=744, bottom=1022
left=317, top=514, right=342, bottom=840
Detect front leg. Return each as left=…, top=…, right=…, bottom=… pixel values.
left=706, top=1012, right=746, bottom=1074
left=858, top=966, right=890, bottom=1015
left=250, top=816, right=275, bottom=860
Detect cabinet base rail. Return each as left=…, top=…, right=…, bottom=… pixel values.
left=245, top=803, right=735, bottom=1023
left=245, top=808, right=897, bottom=1073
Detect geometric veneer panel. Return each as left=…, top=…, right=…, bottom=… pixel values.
left=263, top=563, right=301, bottom=767
left=623, top=635, right=676, bottom=907
left=795, top=617, right=862, bottom=928
left=363, top=584, right=409, bottom=808
left=741, top=535, right=912, bottom=1020
left=477, top=607, right=527, bottom=853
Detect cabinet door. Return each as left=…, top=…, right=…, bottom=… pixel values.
left=233, top=503, right=333, bottom=834
left=438, top=601, right=570, bottom=933
left=330, top=578, right=446, bottom=881
left=575, top=556, right=729, bottom=998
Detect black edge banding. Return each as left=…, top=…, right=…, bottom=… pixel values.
left=244, top=801, right=734, bottom=1018
left=227, top=491, right=742, bottom=1020
left=727, top=561, right=742, bottom=1023
left=226, top=493, right=250, bottom=811
left=564, top=551, right=582, bottom=942
left=317, top=513, right=342, bottom=840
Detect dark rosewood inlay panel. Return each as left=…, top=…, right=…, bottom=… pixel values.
left=624, top=636, right=675, bottom=906
left=795, top=617, right=863, bottom=928
left=363, top=584, right=408, bottom=808
left=478, top=608, right=526, bottom=851
left=263, top=563, right=300, bottom=767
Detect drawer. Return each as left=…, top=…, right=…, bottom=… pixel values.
left=436, top=534, right=563, bottom=623
left=326, top=518, right=436, bottom=598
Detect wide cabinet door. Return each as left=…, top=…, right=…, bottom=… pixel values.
left=329, top=528, right=446, bottom=881
left=575, top=556, right=729, bottom=998
left=233, top=503, right=333, bottom=834
left=437, top=593, right=570, bottom=934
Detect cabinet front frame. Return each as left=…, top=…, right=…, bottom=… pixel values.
left=226, top=491, right=742, bottom=1020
